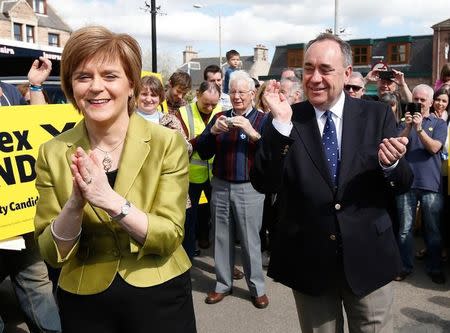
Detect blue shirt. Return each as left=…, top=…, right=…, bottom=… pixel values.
left=398, top=116, right=447, bottom=192
left=0, top=82, right=26, bottom=106
left=223, top=67, right=237, bottom=94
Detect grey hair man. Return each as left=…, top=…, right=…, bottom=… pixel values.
left=396, top=83, right=447, bottom=285
left=252, top=32, right=412, bottom=332
left=280, top=67, right=300, bottom=80
left=280, top=77, right=303, bottom=105
left=197, top=70, right=269, bottom=309
left=344, top=71, right=365, bottom=98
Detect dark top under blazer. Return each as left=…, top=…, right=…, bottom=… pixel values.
left=250, top=95, right=413, bottom=297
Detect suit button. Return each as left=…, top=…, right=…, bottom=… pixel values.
left=112, top=250, right=120, bottom=257
left=329, top=234, right=336, bottom=241
left=334, top=203, right=341, bottom=210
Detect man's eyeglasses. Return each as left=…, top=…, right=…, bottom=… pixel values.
left=344, top=85, right=363, bottom=92
left=229, top=90, right=251, bottom=97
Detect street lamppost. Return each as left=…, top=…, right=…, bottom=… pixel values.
left=193, top=4, right=222, bottom=68
left=142, top=1, right=164, bottom=72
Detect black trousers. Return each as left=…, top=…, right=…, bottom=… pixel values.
left=58, top=270, right=196, bottom=333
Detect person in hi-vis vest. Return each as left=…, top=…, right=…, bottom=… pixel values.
left=177, top=81, right=222, bottom=256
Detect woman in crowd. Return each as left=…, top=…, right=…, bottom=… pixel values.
left=136, top=75, right=194, bottom=258
left=434, top=63, right=450, bottom=91
left=431, top=86, right=450, bottom=122
left=137, top=75, right=191, bottom=152
left=435, top=86, right=450, bottom=261
left=34, top=26, right=196, bottom=333
left=254, top=82, right=270, bottom=113
left=136, top=75, right=188, bottom=137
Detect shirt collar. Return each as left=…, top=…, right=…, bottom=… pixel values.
left=232, top=106, right=253, bottom=117
left=314, top=91, right=345, bottom=121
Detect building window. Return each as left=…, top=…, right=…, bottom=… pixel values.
left=388, top=43, right=410, bottom=64
left=48, top=33, right=59, bottom=47
left=26, top=25, right=35, bottom=43
left=287, top=49, right=303, bottom=68
left=352, top=46, right=371, bottom=65
left=13, top=23, right=22, bottom=41
left=34, top=0, right=46, bottom=14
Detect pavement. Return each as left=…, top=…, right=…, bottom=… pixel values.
left=1, top=238, right=450, bottom=333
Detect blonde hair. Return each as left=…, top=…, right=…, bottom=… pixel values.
left=254, top=82, right=270, bottom=112
left=60, top=26, right=142, bottom=115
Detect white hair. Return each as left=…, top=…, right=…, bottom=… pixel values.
left=412, top=84, right=434, bottom=101
left=229, top=70, right=255, bottom=92
left=349, top=71, right=365, bottom=87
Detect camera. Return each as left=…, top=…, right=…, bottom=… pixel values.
left=226, top=117, right=234, bottom=127
left=406, top=102, right=421, bottom=114
left=378, top=70, right=395, bottom=81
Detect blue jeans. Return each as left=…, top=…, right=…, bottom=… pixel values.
left=396, top=190, right=443, bottom=274
left=0, top=233, right=61, bottom=333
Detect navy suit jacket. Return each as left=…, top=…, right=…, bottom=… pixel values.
left=251, top=95, right=413, bottom=297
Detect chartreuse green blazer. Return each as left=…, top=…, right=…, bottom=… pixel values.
left=34, top=113, right=191, bottom=295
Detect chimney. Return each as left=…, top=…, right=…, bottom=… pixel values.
left=183, top=46, right=198, bottom=63
left=254, top=44, right=268, bottom=62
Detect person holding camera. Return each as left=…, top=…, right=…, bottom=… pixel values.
left=196, top=70, right=269, bottom=309
left=396, top=84, right=447, bottom=284
left=365, top=67, right=413, bottom=103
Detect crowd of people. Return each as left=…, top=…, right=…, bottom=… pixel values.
left=1, top=24, right=450, bottom=333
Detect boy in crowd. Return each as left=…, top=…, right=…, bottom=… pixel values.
left=165, top=71, right=192, bottom=114
left=223, top=49, right=240, bottom=94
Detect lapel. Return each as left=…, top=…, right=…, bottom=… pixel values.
left=63, top=114, right=151, bottom=224
left=114, top=113, right=151, bottom=197
left=337, top=96, right=365, bottom=193
left=63, top=120, right=113, bottom=223
left=64, top=119, right=90, bottom=167
left=291, top=102, right=335, bottom=191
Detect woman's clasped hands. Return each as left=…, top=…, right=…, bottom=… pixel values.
left=69, top=147, right=114, bottom=210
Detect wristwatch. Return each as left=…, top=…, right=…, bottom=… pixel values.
left=417, top=127, right=423, bottom=133
left=110, top=200, right=132, bottom=222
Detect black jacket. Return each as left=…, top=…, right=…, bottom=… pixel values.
left=250, top=96, right=413, bottom=297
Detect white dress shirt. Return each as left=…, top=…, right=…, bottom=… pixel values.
left=273, top=91, right=345, bottom=156
left=272, top=91, right=397, bottom=171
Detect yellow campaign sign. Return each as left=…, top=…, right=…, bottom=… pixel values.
left=0, top=104, right=82, bottom=240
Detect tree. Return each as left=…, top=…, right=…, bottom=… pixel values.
left=142, top=48, right=178, bottom=84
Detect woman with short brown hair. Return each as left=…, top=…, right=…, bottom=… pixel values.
left=34, top=26, right=196, bottom=333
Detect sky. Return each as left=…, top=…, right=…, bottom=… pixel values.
left=49, top=0, right=450, bottom=70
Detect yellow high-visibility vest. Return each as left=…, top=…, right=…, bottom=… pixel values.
left=179, top=102, right=222, bottom=183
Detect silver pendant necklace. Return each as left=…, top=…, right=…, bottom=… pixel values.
left=95, top=139, right=125, bottom=172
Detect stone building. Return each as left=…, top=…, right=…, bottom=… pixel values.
left=264, top=17, right=450, bottom=94
left=179, top=44, right=270, bottom=89
left=0, top=0, right=71, bottom=76
left=432, top=18, right=450, bottom=83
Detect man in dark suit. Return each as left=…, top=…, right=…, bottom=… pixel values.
left=250, top=33, right=413, bottom=332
